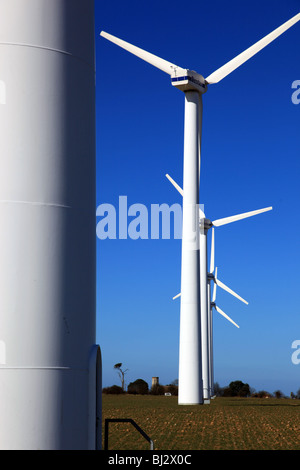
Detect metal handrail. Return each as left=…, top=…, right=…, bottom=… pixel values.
left=104, top=418, right=154, bottom=450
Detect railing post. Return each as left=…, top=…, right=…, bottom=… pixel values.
left=104, top=419, right=109, bottom=450
left=104, top=419, right=154, bottom=450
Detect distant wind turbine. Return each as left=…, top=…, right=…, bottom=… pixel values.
left=100, top=12, right=300, bottom=405
left=166, top=173, right=272, bottom=402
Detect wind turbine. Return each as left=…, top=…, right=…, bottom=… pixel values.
left=203, top=206, right=273, bottom=402
left=100, top=13, right=300, bottom=405
left=166, top=173, right=272, bottom=402
left=0, top=0, right=100, bottom=449
left=173, top=243, right=249, bottom=400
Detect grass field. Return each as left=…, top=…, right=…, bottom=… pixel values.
left=102, top=394, right=300, bottom=450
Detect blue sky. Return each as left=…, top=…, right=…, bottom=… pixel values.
left=95, top=0, right=300, bottom=396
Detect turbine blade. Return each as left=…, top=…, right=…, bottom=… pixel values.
left=173, top=293, right=181, bottom=300
left=212, top=267, right=218, bottom=302
left=212, top=207, right=272, bottom=227
left=210, top=227, right=215, bottom=274
left=216, top=278, right=248, bottom=305
left=165, top=174, right=206, bottom=219
left=205, top=13, right=300, bottom=84
left=100, top=31, right=185, bottom=76
left=212, top=282, right=217, bottom=303
left=199, top=206, right=206, bottom=219
left=215, top=305, right=240, bottom=328
left=165, top=174, right=183, bottom=196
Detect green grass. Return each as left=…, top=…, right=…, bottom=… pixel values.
left=102, top=394, right=300, bottom=450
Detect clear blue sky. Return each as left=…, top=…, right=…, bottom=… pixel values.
left=94, top=0, right=300, bottom=396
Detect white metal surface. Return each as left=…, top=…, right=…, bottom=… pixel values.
left=165, top=174, right=184, bottom=197
left=199, top=220, right=210, bottom=403
left=214, top=276, right=248, bottom=305
left=0, top=0, right=98, bottom=449
left=212, top=207, right=272, bottom=227
left=211, top=268, right=240, bottom=329
left=178, top=92, right=203, bottom=405
left=207, top=281, right=213, bottom=397
left=214, top=305, right=240, bottom=329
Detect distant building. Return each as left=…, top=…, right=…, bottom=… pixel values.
left=152, top=377, right=159, bottom=388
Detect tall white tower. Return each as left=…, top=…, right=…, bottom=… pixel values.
left=0, top=0, right=101, bottom=449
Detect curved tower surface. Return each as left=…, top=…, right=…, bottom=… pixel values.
left=0, top=0, right=100, bottom=449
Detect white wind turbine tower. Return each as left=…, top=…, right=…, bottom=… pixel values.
left=0, top=0, right=100, bottom=449
left=100, top=13, right=300, bottom=405
left=166, top=173, right=272, bottom=402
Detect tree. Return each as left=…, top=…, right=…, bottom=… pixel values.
left=274, top=390, right=283, bottom=399
left=228, top=380, right=250, bottom=397
left=165, top=382, right=179, bottom=396
left=238, top=383, right=251, bottom=398
left=114, top=363, right=128, bottom=392
left=102, top=385, right=124, bottom=394
left=127, top=379, right=149, bottom=395
left=213, top=382, right=223, bottom=397
left=150, top=383, right=165, bottom=395
left=253, top=390, right=271, bottom=398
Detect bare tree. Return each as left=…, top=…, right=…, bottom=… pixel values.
left=114, top=363, right=128, bottom=391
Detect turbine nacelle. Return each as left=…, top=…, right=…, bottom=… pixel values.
left=199, top=217, right=213, bottom=230
left=171, top=69, right=207, bottom=94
